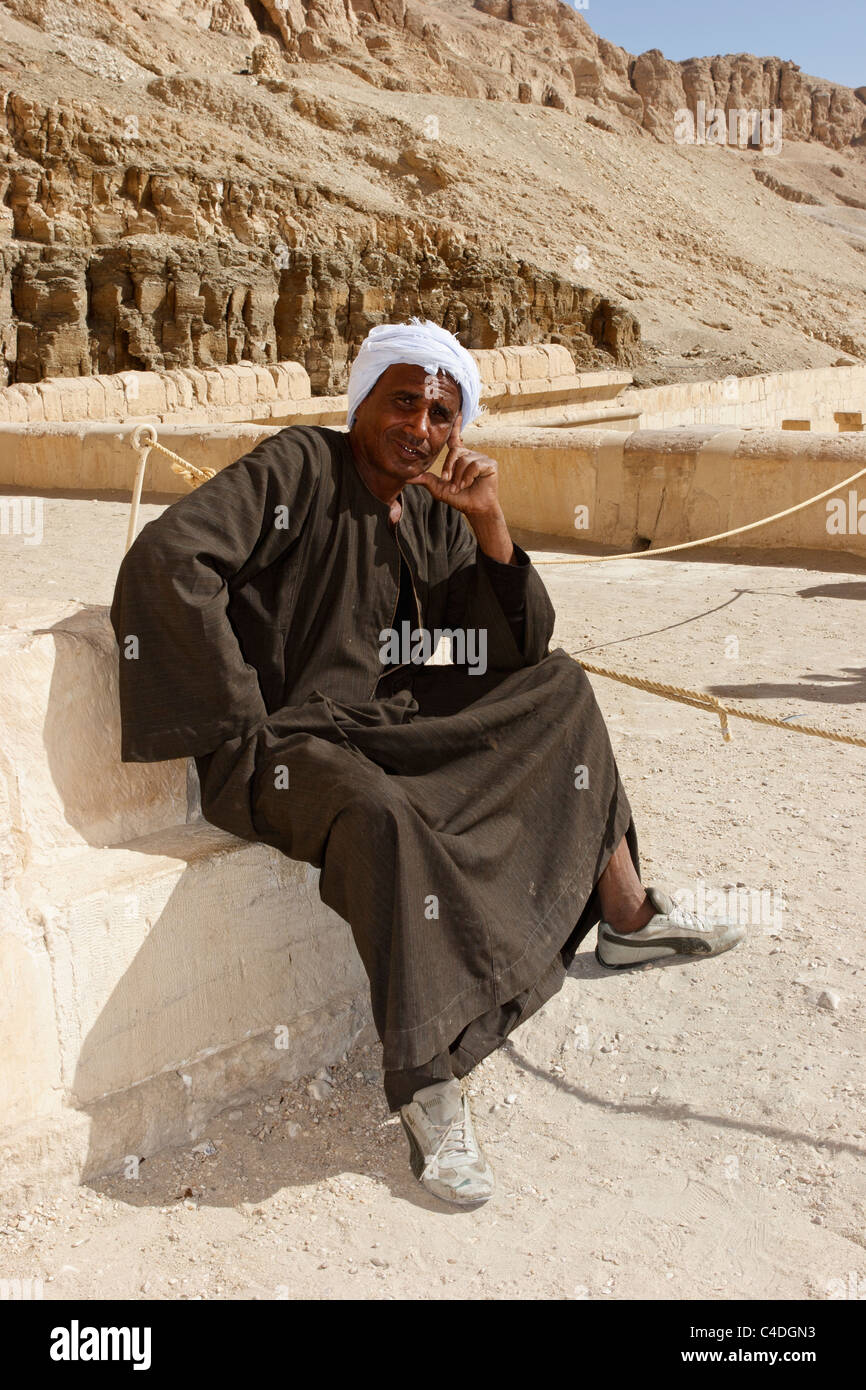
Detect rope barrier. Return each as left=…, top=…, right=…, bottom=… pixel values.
left=572, top=659, right=866, bottom=748
left=125, top=427, right=866, bottom=749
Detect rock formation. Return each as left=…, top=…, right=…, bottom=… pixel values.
left=0, top=0, right=863, bottom=386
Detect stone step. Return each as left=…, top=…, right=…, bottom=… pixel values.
left=3, top=820, right=371, bottom=1190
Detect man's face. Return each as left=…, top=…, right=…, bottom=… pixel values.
left=349, top=363, right=461, bottom=485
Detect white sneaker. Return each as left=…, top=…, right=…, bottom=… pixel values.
left=400, top=1077, right=495, bottom=1206
left=596, top=885, right=746, bottom=969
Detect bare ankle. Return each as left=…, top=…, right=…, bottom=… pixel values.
left=606, top=893, right=654, bottom=935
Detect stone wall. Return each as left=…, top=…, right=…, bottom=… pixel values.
left=0, top=345, right=634, bottom=429
left=3, top=418, right=863, bottom=559
left=470, top=422, right=866, bottom=559
left=620, top=365, right=866, bottom=433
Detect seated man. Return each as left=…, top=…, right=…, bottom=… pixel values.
left=110, top=319, right=743, bottom=1209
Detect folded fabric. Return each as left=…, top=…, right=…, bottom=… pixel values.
left=346, top=317, right=483, bottom=428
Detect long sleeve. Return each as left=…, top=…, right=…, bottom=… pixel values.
left=110, top=428, right=321, bottom=762
left=440, top=507, right=556, bottom=670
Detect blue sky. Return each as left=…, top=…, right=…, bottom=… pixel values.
left=563, top=0, right=864, bottom=89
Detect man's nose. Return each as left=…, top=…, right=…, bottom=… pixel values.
left=404, top=405, right=433, bottom=442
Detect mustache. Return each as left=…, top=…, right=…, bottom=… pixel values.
left=392, top=436, right=431, bottom=456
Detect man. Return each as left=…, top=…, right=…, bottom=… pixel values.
left=110, top=319, right=744, bottom=1208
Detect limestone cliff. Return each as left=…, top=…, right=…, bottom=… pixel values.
left=0, top=0, right=863, bottom=387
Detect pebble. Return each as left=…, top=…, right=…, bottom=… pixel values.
left=817, top=990, right=841, bottom=1012
left=307, top=1079, right=333, bottom=1101
left=504, top=1094, right=517, bottom=1105
left=191, top=1140, right=216, bottom=1157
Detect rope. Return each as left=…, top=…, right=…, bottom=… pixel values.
left=124, top=427, right=866, bottom=749
left=133, top=426, right=217, bottom=487
left=534, top=462, right=866, bottom=565
left=572, top=660, right=866, bottom=748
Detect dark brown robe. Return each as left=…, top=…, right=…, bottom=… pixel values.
left=110, top=425, right=638, bottom=1108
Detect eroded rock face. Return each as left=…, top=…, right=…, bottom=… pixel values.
left=1, top=232, right=640, bottom=391
left=0, top=0, right=862, bottom=385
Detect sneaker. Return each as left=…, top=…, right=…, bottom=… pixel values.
left=400, top=1077, right=495, bottom=1206
left=596, top=885, right=746, bottom=969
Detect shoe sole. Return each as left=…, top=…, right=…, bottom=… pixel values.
left=595, top=932, right=743, bottom=970
left=399, top=1112, right=493, bottom=1207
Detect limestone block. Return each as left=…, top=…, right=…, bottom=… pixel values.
left=541, top=343, right=577, bottom=377
left=22, top=831, right=366, bottom=1108
left=84, top=377, right=106, bottom=420
left=518, top=348, right=550, bottom=382
left=10, top=383, right=45, bottom=422
left=499, top=345, right=525, bottom=383
left=55, top=378, right=92, bottom=422
left=94, top=374, right=127, bottom=420
left=268, top=364, right=293, bottom=400
left=121, top=372, right=166, bottom=417
left=252, top=365, right=277, bottom=401
left=219, top=367, right=241, bottom=406
left=3, top=387, right=31, bottom=422
left=0, top=396, right=9, bottom=422
left=161, top=375, right=180, bottom=414
left=164, top=370, right=195, bottom=411
left=469, top=350, right=504, bottom=386
left=0, top=911, right=63, bottom=1132
left=231, top=363, right=259, bottom=405
left=285, top=362, right=312, bottom=400
left=180, top=367, right=210, bottom=407
left=202, top=370, right=227, bottom=408
left=0, top=605, right=188, bottom=860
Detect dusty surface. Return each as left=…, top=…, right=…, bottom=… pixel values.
left=1, top=497, right=864, bottom=1300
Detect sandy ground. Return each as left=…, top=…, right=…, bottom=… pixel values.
left=1, top=497, right=865, bottom=1300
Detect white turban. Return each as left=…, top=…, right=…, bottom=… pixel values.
left=346, top=317, right=483, bottom=429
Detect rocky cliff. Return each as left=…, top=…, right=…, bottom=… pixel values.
left=0, top=0, right=864, bottom=388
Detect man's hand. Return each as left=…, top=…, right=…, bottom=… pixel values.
left=408, top=413, right=501, bottom=519
left=408, top=413, right=515, bottom=563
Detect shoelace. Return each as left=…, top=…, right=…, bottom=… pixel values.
left=663, top=902, right=712, bottom=933
left=420, top=1098, right=479, bottom=1181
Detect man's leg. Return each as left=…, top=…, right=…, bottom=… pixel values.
left=595, top=833, right=747, bottom=966
left=383, top=1051, right=455, bottom=1111
left=596, top=833, right=654, bottom=934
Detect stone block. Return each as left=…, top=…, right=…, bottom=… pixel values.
left=0, top=605, right=187, bottom=860
left=252, top=365, right=277, bottom=402
left=518, top=348, right=550, bottom=382
left=94, top=374, right=127, bottom=420
left=56, top=378, right=92, bottom=422
left=10, top=383, right=45, bottom=422
left=202, top=370, right=227, bottom=408
left=285, top=362, right=312, bottom=400
left=4, top=387, right=31, bottom=422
